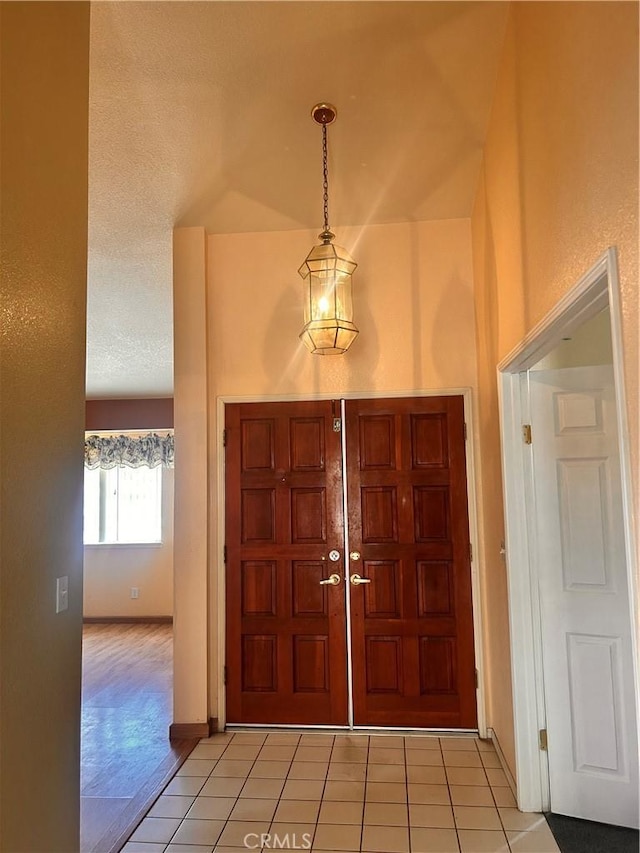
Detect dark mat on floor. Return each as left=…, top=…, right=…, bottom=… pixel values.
left=546, top=812, right=639, bottom=853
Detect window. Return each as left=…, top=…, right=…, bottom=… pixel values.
left=83, top=465, right=162, bottom=545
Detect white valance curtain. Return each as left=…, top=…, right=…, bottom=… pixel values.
left=84, top=433, right=174, bottom=469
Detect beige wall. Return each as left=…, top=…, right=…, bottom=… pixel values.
left=0, top=3, right=90, bottom=850
left=173, top=227, right=210, bottom=728
left=205, top=218, right=478, bottom=716
left=209, top=219, right=477, bottom=399
left=471, top=1, right=639, bottom=776
left=515, top=0, right=638, bottom=487
left=83, top=468, right=174, bottom=617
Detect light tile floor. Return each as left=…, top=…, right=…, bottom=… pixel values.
left=122, top=732, right=560, bottom=853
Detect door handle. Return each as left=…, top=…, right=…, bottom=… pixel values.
left=319, top=573, right=341, bottom=586
left=350, top=573, right=371, bottom=586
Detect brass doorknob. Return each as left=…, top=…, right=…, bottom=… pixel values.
left=319, top=573, right=341, bottom=586
left=350, top=573, right=371, bottom=586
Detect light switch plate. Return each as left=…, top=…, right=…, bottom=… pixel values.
left=56, top=576, right=69, bottom=613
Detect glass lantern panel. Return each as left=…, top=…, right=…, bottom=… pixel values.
left=313, top=327, right=339, bottom=351
left=333, top=243, right=357, bottom=273
left=334, top=326, right=358, bottom=352
left=334, top=257, right=357, bottom=275
left=300, top=318, right=358, bottom=353
left=307, top=243, right=338, bottom=261
left=309, top=272, right=338, bottom=321
left=303, top=281, right=314, bottom=325
left=304, top=243, right=338, bottom=274
left=307, top=257, right=338, bottom=274
left=333, top=273, right=354, bottom=320
left=299, top=327, right=315, bottom=352
left=299, top=242, right=357, bottom=278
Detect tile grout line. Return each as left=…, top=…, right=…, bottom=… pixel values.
left=403, top=735, right=411, bottom=853
left=447, top=737, right=463, bottom=853
left=357, top=735, right=368, bottom=853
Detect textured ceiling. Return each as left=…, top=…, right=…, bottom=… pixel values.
left=87, top=1, right=509, bottom=398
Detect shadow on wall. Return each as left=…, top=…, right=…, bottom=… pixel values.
left=430, top=272, right=477, bottom=384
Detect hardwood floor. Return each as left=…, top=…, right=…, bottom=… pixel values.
left=81, top=623, right=196, bottom=853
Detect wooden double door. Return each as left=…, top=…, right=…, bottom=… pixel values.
left=225, top=396, right=477, bottom=729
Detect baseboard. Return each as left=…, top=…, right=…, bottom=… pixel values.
left=487, top=726, right=518, bottom=795
left=169, top=719, right=215, bottom=740
left=83, top=616, right=173, bottom=624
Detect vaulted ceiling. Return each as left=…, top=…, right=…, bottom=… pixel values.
left=87, top=1, right=509, bottom=397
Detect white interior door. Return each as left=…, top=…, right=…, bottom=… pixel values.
left=530, top=365, right=638, bottom=827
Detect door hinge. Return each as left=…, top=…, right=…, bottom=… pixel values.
left=475, top=669, right=479, bottom=689
left=223, top=545, right=227, bottom=563
left=333, top=417, right=342, bottom=433
left=522, top=424, right=532, bottom=445
left=223, top=429, right=227, bottom=447
left=464, top=422, right=468, bottom=441
left=539, top=728, right=548, bottom=751
left=223, top=665, right=228, bottom=685
left=469, top=542, right=473, bottom=562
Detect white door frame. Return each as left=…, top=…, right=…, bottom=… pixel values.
left=497, top=247, right=639, bottom=811
left=214, top=387, right=487, bottom=736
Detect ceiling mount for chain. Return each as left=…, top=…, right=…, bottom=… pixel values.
left=311, top=103, right=337, bottom=126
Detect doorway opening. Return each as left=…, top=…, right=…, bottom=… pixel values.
left=498, top=249, right=639, bottom=827
left=80, top=426, right=179, bottom=851
left=223, top=394, right=481, bottom=732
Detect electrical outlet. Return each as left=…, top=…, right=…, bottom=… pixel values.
left=130, top=587, right=139, bottom=599
left=56, top=576, right=69, bottom=613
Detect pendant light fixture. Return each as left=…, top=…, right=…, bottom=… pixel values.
left=298, top=103, right=358, bottom=355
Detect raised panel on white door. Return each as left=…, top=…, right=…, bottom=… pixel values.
left=557, top=458, right=613, bottom=591
left=567, top=633, right=626, bottom=777
left=554, top=390, right=604, bottom=435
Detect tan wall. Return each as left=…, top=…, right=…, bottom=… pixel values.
left=206, top=218, right=479, bottom=716
left=83, top=468, right=174, bottom=617
left=173, top=227, right=210, bottom=727
left=471, top=1, right=639, bottom=777
left=515, top=0, right=638, bottom=491
left=0, top=3, right=90, bottom=850
left=209, top=220, right=477, bottom=399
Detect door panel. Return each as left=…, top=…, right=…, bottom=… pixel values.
left=225, top=401, right=347, bottom=725
left=226, top=395, right=477, bottom=730
left=531, top=366, right=639, bottom=827
left=346, top=396, right=476, bottom=728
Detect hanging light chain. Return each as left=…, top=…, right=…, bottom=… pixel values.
left=322, top=120, right=330, bottom=234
